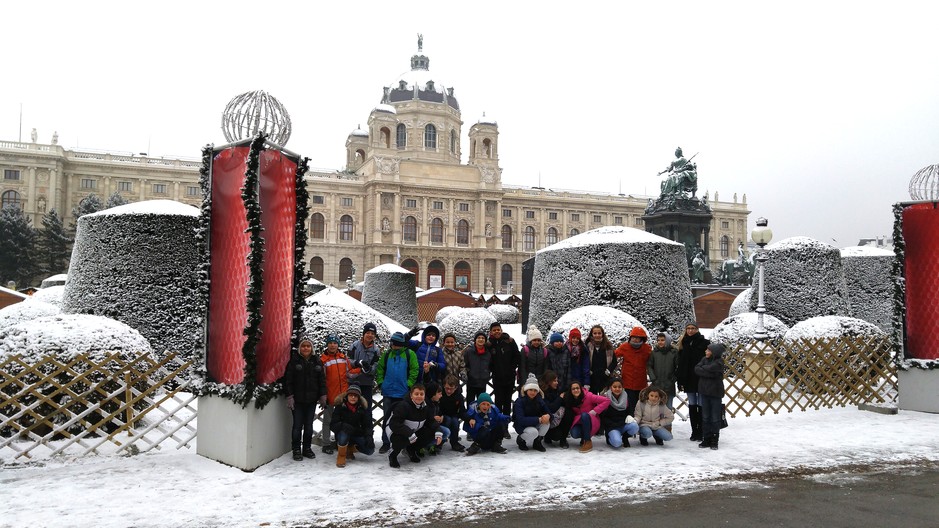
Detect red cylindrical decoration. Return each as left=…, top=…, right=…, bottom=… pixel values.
left=255, top=150, right=298, bottom=384
left=206, top=147, right=251, bottom=383
left=902, top=202, right=939, bottom=360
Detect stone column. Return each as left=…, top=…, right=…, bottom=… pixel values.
left=420, top=196, right=429, bottom=245
left=27, top=166, right=37, bottom=216
left=392, top=193, right=401, bottom=245
left=373, top=190, right=382, bottom=245
left=476, top=199, right=485, bottom=249
left=447, top=198, right=455, bottom=247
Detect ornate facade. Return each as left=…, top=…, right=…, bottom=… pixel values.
left=0, top=41, right=749, bottom=292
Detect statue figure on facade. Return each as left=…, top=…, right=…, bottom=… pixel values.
left=658, top=147, right=698, bottom=198
left=691, top=250, right=707, bottom=283
left=51, top=131, right=58, bottom=145
left=31, top=128, right=38, bottom=143
left=417, top=33, right=423, bottom=52
left=737, top=241, right=745, bottom=264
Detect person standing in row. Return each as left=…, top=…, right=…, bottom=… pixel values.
left=695, top=343, right=726, bottom=450
left=586, top=325, right=616, bottom=393
left=615, top=326, right=652, bottom=417
left=648, top=332, right=679, bottom=410
left=677, top=322, right=710, bottom=442
left=284, top=337, right=326, bottom=461
left=348, top=322, right=381, bottom=411
left=463, top=331, right=491, bottom=405
left=408, top=325, right=446, bottom=385
left=320, top=335, right=352, bottom=454
left=375, top=332, right=419, bottom=454
left=565, top=328, right=591, bottom=388
left=546, top=332, right=572, bottom=392
left=440, top=332, right=467, bottom=385
left=519, top=325, right=548, bottom=389
left=488, top=322, right=519, bottom=439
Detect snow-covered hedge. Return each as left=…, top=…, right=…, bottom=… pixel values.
left=840, top=246, right=894, bottom=334
left=727, top=288, right=752, bottom=317
left=31, top=286, right=65, bottom=307
left=440, top=307, right=497, bottom=345
left=487, top=304, right=519, bottom=324
left=40, top=274, right=67, bottom=288
left=0, top=299, right=61, bottom=331
left=62, top=201, right=201, bottom=361
left=360, top=264, right=418, bottom=328
left=301, top=302, right=392, bottom=352
left=749, top=237, right=851, bottom=326
left=549, top=305, right=647, bottom=345
left=784, top=315, right=887, bottom=343
left=435, top=305, right=463, bottom=325
left=529, top=227, right=695, bottom=334
left=305, top=286, right=407, bottom=338
left=709, top=312, right=789, bottom=376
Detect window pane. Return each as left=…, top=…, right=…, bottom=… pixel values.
left=311, top=213, right=325, bottom=239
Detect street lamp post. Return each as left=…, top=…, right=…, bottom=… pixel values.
left=751, top=217, right=773, bottom=340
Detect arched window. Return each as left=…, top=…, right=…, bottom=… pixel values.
left=339, top=258, right=354, bottom=282
left=450, top=129, right=457, bottom=154
left=380, top=127, right=391, bottom=148
left=403, top=216, right=418, bottom=243
left=428, top=260, right=445, bottom=289
left=1, top=190, right=21, bottom=209
left=401, top=258, right=419, bottom=287
left=546, top=227, right=558, bottom=245
left=309, top=256, right=324, bottom=281
left=501, top=225, right=513, bottom=250
left=457, top=219, right=470, bottom=245
left=310, top=213, right=325, bottom=240
left=424, top=124, right=437, bottom=149
left=720, top=235, right=730, bottom=258
left=569, top=228, right=580, bottom=237
left=396, top=124, right=407, bottom=149
left=339, top=215, right=354, bottom=241
left=524, top=226, right=536, bottom=251
left=501, top=264, right=513, bottom=290
left=454, top=261, right=471, bottom=291
left=430, top=217, right=444, bottom=244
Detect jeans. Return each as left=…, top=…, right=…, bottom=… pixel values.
left=380, top=397, right=403, bottom=447
left=335, top=430, right=375, bottom=455
left=291, top=401, right=318, bottom=450
left=606, top=422, right=640, bottom=448
left=686, top=392, right=701, bottom=406
left=638, top=425, right=673, bottom=442
left=570, top=412, right=595, bottom=440
left=442, top=416, right=461, bottom=442
left=700, top=394, right=723, bottom=437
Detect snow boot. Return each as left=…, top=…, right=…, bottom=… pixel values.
left=406, top=446, right=421, bottom=463
left=336, top=445, right=347, bottom=468
left=533, top=436, right=546, bottom=452
left=302, top=447, right=316, bottom=459
left=450, top=440, right=466, bottom=452
left=292, top=449, right=303, bottom=461
left=689, top=405, right=703, bottom=441
left=640, top=436, right=649, bottom=446
left=466, top=442, right=481, bottom=456
left=322, top=442, right=336, bottom=455
left=655, top=436, right=664, bottom=446
left=698, top=435, right=712, bottom=449
left=559, top=438, right=570, bottom=449
left=491, top=441, right=507, bottom=454
left=389, top=449, right=401, bottom=468
left=623, top=437, right=631, bottom=448
left=710, top=434, right=719, bottom=451
left=379, top=443, right=390, bottom=455
left=579, top=439, right=593, bottom=453
left=517, top=437, right=529, bottom=451
left=346, top=445, right=356, bottom=460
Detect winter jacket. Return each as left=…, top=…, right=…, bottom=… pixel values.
left=587, top=341, right=616, bottom=392
left=512, top=394, right=550, bottom=434
left=321, top=351, right=352, bottom=402
left=694, top=346, right=726, bottom=398
left=599, top=390, right=632, bottom=430
left=615, top=342, right=652, bottom=391
left=546, top=345, right=572, bottom=391
left=463, top=402, right=511, bottom=438
left=283, top=353, right=326, bottom=404
left=463, top=344, right=492, bottom=388
left=543, top=386, right=564, bottom=414
left=388, top=397, right=441, bottom=439
left=647, top=339, right=679, bottom=395
left=442, top=346, right=467, bottom=382
left=488, top=334, right=520, bottom=387
left=375, top=347, right=419, bottom=399
left=677, top=333, right=710, bottom=393
left=568, top=390, right=611, bottom=436
left=347, top=338, right=381, bottom=388
left=439, top=390, right=466, bottom=419
left=408, top=325, right=446, bottom=385
left=566, top=341, right=591, bottom=387
left=634, top=399, right=674, bottom=431
left=519, top=344, right=549, bottom=386
left=329, top=394, right=371, bottom=437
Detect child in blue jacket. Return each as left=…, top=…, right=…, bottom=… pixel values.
left=463, top=393, right=510, bottom=455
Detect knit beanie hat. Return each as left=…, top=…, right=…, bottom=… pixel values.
left=549, top=332, right=564, bottom=345
left=347, top=385, right=363, bottom=397
left=390, top=332, right=407, bottom=345
left=527, top=325, right=544, bottom=343
left=325, top=335, right=340, bottom=346
left=363, top=322, right=377, bottom=335
left=476, top=392, right=493, bottom=405
left=521, top=373, right=542, bottom=396
left=568, top=328, right=582, bottom=340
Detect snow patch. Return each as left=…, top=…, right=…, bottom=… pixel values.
left=86, top=199, right=199, bottom=218
left=439, top=307, right=497, bottom=345
left=549, top=305, right=647, bottom=345
left=0, top=299, right=61, bottom=331
left=784, top=315, right=887, bottom=342
left=434, top=305, right=463, bottom=325
left=727, top=288, right=752, bottom=317
left=31, top=285, right=65, bottom=307
left=0, top=314, right=152, bottom=363
left=487, top=304, right=519, bottom=324
left=537, top=225, right=682, bottom=253
left=40, top=274, right=68, bottom=288
left=840, top=246, right=894, bottom=257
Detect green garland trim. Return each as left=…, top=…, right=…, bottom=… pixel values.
left=291, top=157, right=311, bottom=355
left=891, top=202, right=905, bottom=368
left=193, top=145, right=213, bottom=386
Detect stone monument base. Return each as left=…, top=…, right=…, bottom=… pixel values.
left=898, top=368, right=939, bottom=414
left=197, top=394, right=291, bottom=471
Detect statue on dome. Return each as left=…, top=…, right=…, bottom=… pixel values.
left=658, top=147, right=698, bottom=198
left=417, top=33, right=423, bottom=52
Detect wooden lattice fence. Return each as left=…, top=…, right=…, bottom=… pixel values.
left=0, top=351, right=196, bottom=462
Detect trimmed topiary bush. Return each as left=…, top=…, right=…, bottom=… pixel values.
left=487, top=304, right=519, bottom=324
left=31, top=286, right=65, bottom=307
left=727, top=288, right=752, bottom=317
left=840, top=246, right=894, bottom=334
left=435, top=305, right=463, bottom=325
left=439, top=307, right=497, bottom=345
left=529, top=227, right=695, bottom=334
left=360, top=264, right=418, bottom=328
left=709, top=312, right=789, bottom=377
left=0, top=299, right=60, bottom=331
left=549, top=305, right=647, bottom=346
left=784, top=315, right=886, bottom=343
left=62, top=200, right=201, bottom=361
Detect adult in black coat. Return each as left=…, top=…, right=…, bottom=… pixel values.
left=284, top=338, right=327, bottom=460
left=487, top=322, right=520, bottom=433
left=694, top=343, right=726, bottom=450
left=676, top=323, right=710, bottom=441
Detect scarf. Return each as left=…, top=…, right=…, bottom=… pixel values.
left=475, top=344, right=486, bottom=355
left=345, top=401, right=358, bottom=412
left=608, top=390, right=629, bottom=411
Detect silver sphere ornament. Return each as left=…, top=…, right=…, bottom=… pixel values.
left=221, top=90, right=292, bottom=146
left=909, top=163, right=939, bottom=201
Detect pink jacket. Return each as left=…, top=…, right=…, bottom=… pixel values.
left=570, top=390, right=611, bottom=436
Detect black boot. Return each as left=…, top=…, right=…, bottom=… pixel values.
left=640, top=436, right=649, bottom=446
left=710, top=433, right=719, bottom=450
left=292, top=448, right=303, bottom=461
left=389, top=449, right=401, bottom=468
left=450, top=440, right=466, bottom=452
left=491, top=437, right=507, bottom=454
left=302, top=446, right=316, bottom=459
left=466, top=442, right=481, bottom=456
left=698, top=434, right=712, bottom=448
left=559, top=438, right=570, bottom=449
left=689, top=405, right=703, bottom=441
left=517, top=437, right=529, bottom=451
left=533, top=436, right=546, bottom=452
left=406, top=446, right=421, bottom=463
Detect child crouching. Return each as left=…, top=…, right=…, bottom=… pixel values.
left=512, top=373, right=550, bottom=452
left=635, top=386, right=675, bottom=446
left=439, top=375, right=467, bottom=452
left=600, top=379, right=640, bottom=448
left=463, top=393, right=511, bottom=455
left=387, top=384, right=442, bottom=468
left=329, top=385, right=375, bottom=467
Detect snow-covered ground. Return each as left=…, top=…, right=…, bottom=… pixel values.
left=2, top=324, right=936, bottom=527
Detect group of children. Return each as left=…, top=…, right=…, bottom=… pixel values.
left=283, top=320, right=727, bottom=468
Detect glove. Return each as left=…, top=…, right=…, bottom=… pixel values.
left=319, top=395, right=327, bottom=407
left=286, top=395, right=295, bottom=411
left=406, top=326, right=420, bottom=339
left=604, top=369, right=610, bottom=376
left=625, top=415, right=636, bottom=424
left=408, top=433, right=417, bottom=444
left=352, top=359, right=364, bottom=369
left=459, top=372, right=467, bottom=382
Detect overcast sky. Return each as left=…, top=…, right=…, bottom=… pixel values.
left=3, top=1, right=937, bottom=247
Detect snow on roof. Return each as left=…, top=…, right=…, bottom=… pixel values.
left=88, top=200, right=200, bottom=218
left=477, top=114, right=497, bottom=125
left=0, top=286, right=28, bottom=299
left=373, top=104, right=397, bottom=114
left=416, top=287, right=448, bottom=298
left=349, top=127, right=369, bottom=137
left=365, top=263, right=413, bottom=275
left=840, top=246, right=894, bottom=257
left=538, top=226, right=681, bottom=254
left=766, top=236, right=835, bottom=252
left=305, top=278, right=324, bottom=285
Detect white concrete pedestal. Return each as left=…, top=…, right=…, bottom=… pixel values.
left=898, top=368, right=939, bottom=414
left=197, top=394, right=291, bottom=471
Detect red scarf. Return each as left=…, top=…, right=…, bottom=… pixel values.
left=475, top=344, right=486, bottom=355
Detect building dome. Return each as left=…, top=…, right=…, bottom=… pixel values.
left=349, top=126, right=369, bottom=138
left=382, top=38, right=460, bottom=111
